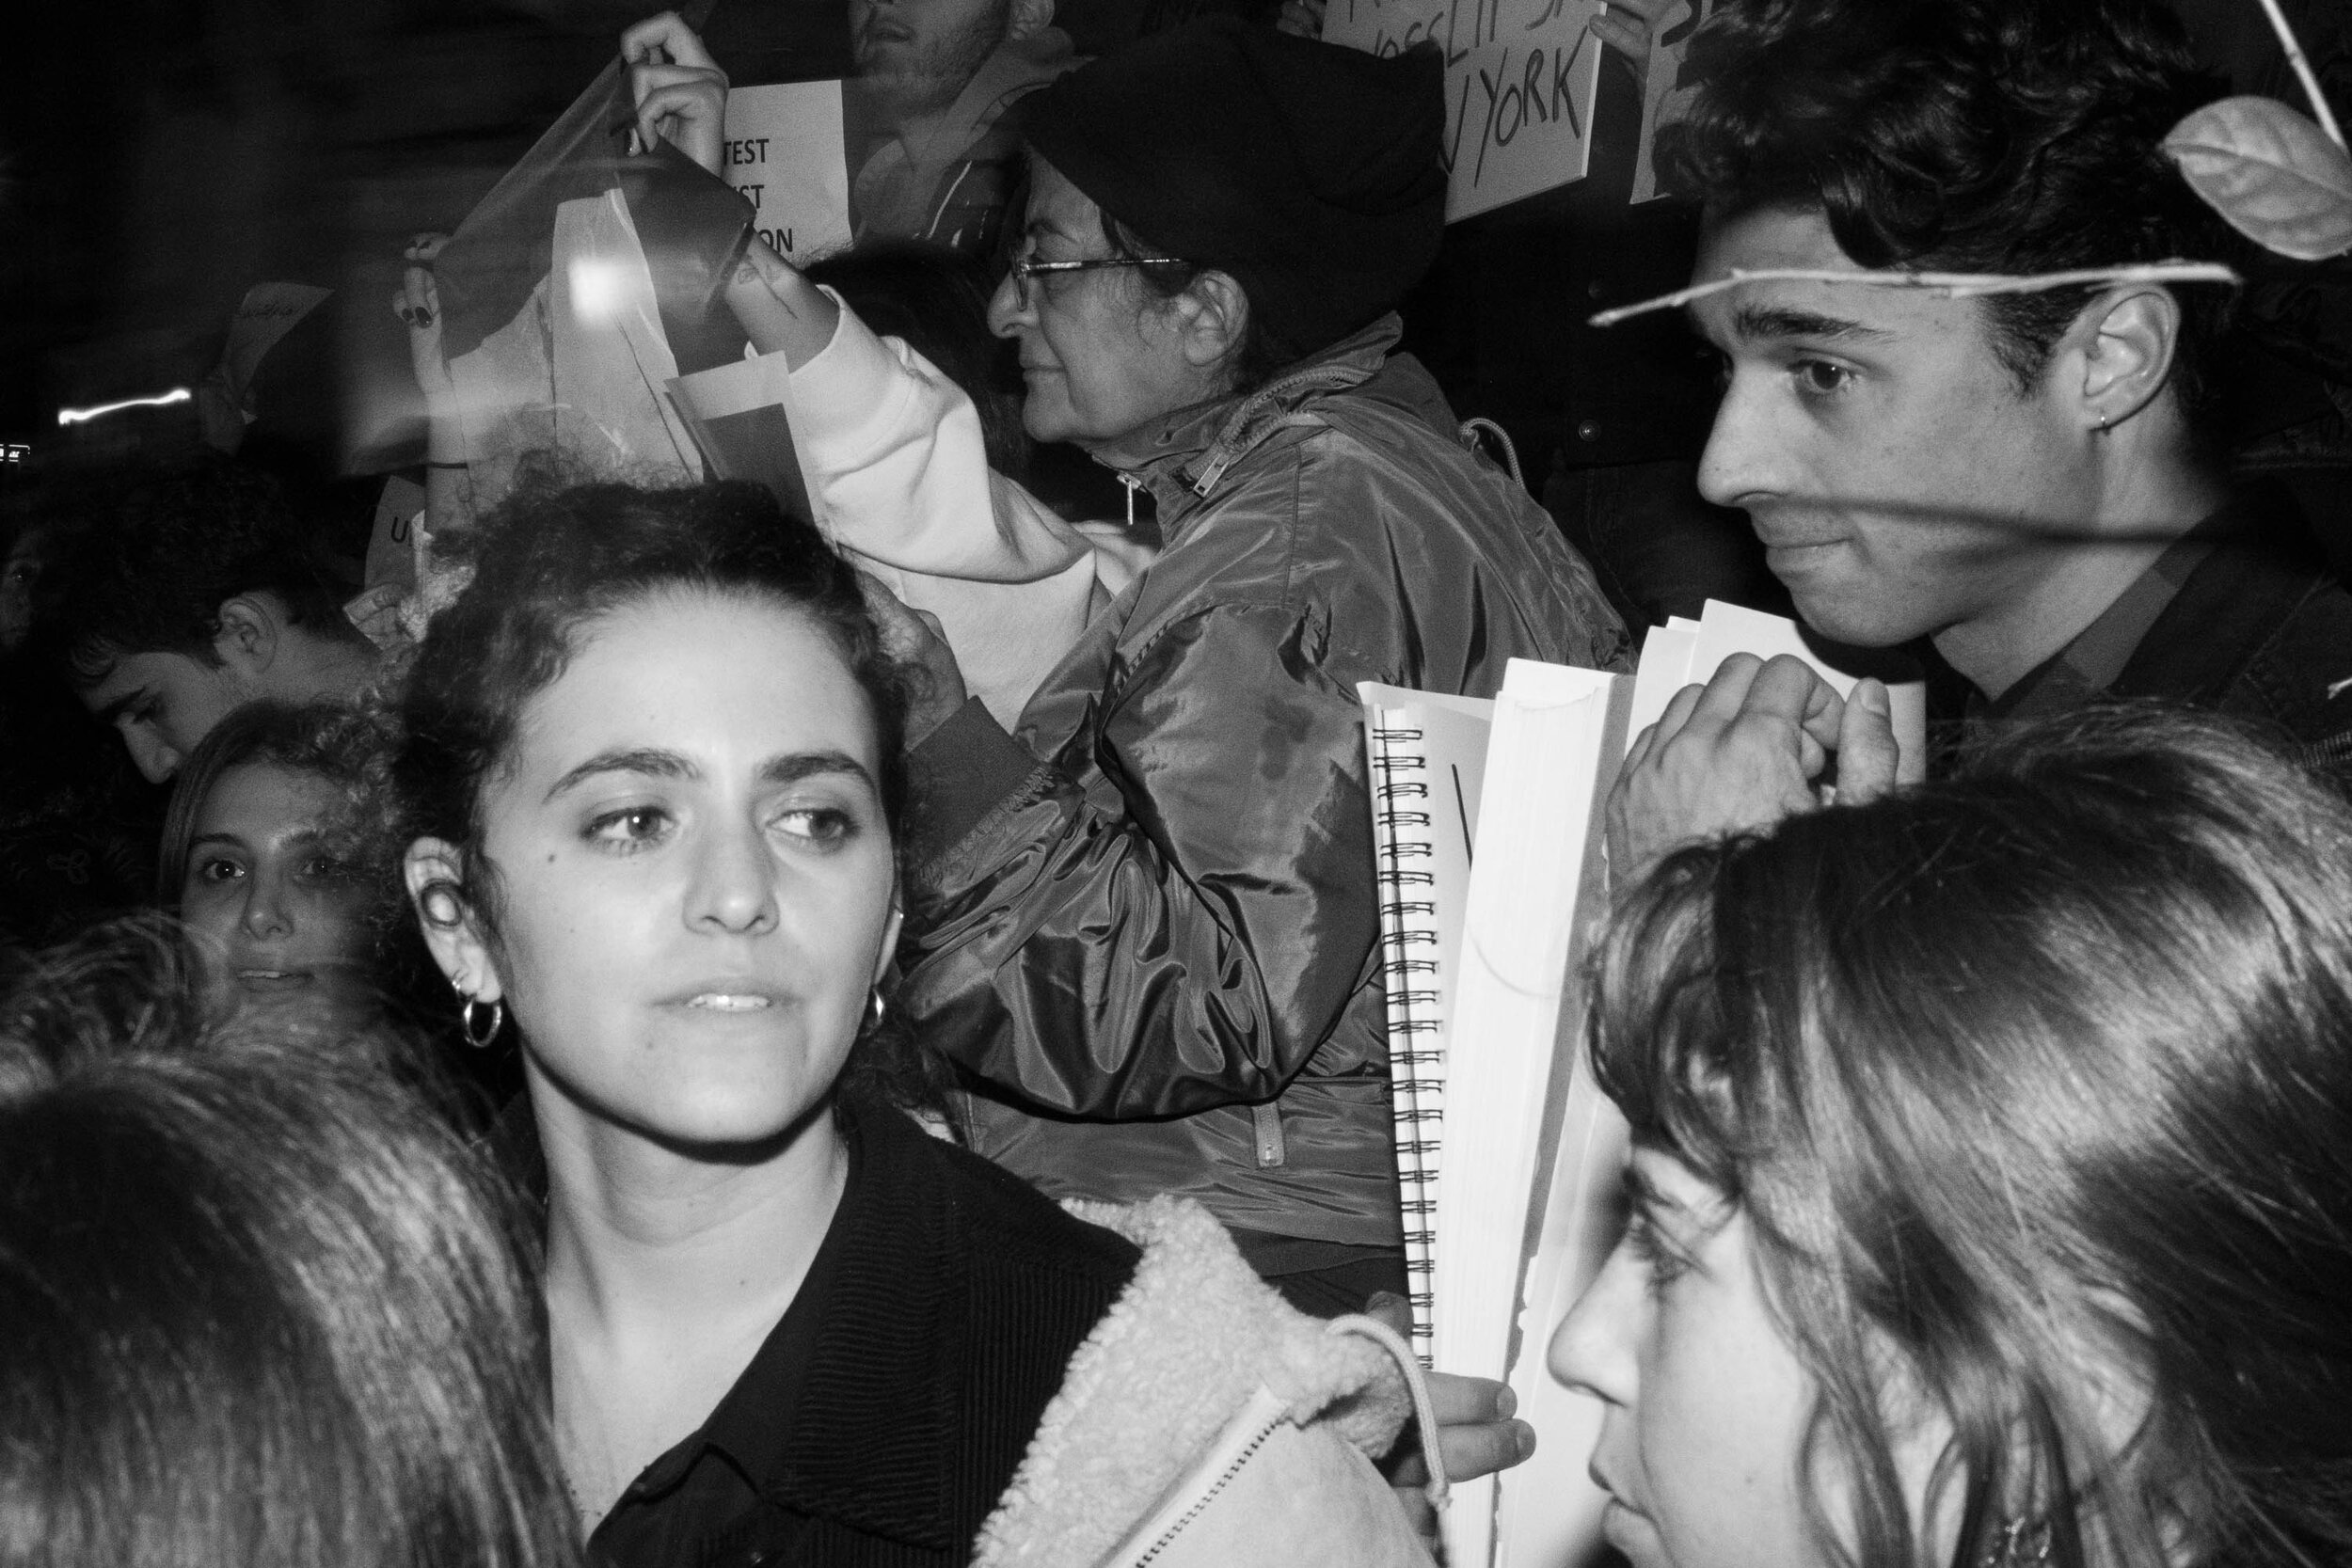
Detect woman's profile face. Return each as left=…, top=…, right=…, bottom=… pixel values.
left=986, top=159, right=1223, bottom=448
left=181, top=761, right=377, bottom=1023
left=1548, top=1148, right=1834, bottom=1568
left=455, top=589, right=898, bottom=1151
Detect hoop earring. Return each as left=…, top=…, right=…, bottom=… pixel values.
left=1984, top=1517, right=2052, bottom=1568
left=458, top=991, right=505, bottom=1050
left=868, top=987, right=887, bottom=1028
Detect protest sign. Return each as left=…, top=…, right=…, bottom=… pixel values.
left=1322, top=0, right=1607, bottom=221
left=1629, top=0, right=1716, bottom=202
left=722, top=82, right=854, bottom=264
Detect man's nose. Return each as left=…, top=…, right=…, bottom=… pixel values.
left=126, top=728, right=181, bottom=784
left=1695, top=373, right=1780, bottom=512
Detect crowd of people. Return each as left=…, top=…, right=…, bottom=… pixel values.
left=4, top=0, right=2352, bottom=1565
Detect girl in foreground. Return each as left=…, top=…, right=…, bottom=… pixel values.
left=1552, top=708, right=2352, bottom=1568
left=391, top=481, right=1465, bottom=1566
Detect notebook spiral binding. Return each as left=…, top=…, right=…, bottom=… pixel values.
left=1367, top=715, right=1446, bottom=1366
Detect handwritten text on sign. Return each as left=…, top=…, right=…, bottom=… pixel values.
left=1323, top=0, right=1606, bottom=221
left=721, top=81, right=854, bottom=263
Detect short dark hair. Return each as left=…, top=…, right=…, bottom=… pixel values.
left=34, top=455, right=367, bottom=684
left=0, top=927, right=578, bottom=1568
left=1661, top=0, right=2237, bottom=420
left=1588, top=706, right=2352, bottom=1568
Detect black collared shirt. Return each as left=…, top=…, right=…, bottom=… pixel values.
left=510, top=1099, right=1138, bottom=1568
left=586, top=1141, right=855, bottom=1568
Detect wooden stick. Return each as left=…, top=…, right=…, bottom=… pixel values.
left=2252, top=0, right=2346, bottom=152
left=1587, top=261, right=2244, bottom=327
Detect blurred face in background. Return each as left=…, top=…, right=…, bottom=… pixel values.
left=180, top=760, right=379, bottom=1028
left=850, top=0, right=1012, bottom=118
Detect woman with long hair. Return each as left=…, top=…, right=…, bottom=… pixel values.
left=1551, top=707, right=2352, bottom=1568
left=157, top=700, right=405, bottom=1036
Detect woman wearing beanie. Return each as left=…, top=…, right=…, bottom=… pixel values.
left=916, top=20, right=1627, bottom=1311
left=625, top=11, right=1629, bottom=1313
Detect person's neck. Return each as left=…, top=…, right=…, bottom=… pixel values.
left=1931, top=435, right=2227, bottom=701
left=276, top=636, right=379, bottom=703
left=537, top=1087, right=847, bottom=1351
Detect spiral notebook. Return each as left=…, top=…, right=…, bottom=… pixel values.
left=1358, top=684, right=1494, bottom=1365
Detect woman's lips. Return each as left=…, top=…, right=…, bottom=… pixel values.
left=234, top=969, right=315, bottom=993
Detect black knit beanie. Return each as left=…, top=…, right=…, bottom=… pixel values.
left=1024, top=19, right=1446, bottom=358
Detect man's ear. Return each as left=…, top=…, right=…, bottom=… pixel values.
left=211, top=593, right=284, bottom=679
left=1007, top=0, right=1055, bottom=40
left=2075, top=287, right=2182, bottom=435
left=404, top=837, right=505, bottom=1006
left=1170, top=270, right=1251, bottom=380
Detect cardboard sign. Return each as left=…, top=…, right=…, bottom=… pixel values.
left=721, top=82, right=854, bottom=263
left=1322, top=0, right=1607, bottom=221
left=1629, top=0, right=1718, bottom=202
left=365, top=474, right=425, bottom=594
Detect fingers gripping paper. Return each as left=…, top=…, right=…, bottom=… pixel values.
left=1359, top=604, right=1924, bottom=1568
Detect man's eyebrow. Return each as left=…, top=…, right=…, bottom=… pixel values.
left=93, top=687, right=151, bottom=724
left=1724, top=302, right=1893, bottom=344
left=758, top=751, right=878, bottom=792
left=544, top=748, right=697, bottom=803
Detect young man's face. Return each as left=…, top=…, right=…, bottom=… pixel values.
left=1690, top=205, right=2093, bottom=650
left=79, top=649, right=257, bottom=784
left=850, top=0, right=1010, bottom=117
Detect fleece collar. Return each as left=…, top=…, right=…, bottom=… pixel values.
left=971, top=1195, right=1411, bottom=1568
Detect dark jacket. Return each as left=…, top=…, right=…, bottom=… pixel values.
left=2106, top=502, right=2352, bottom=781
left=585, top=1103, right=1138, bottom=1568
left=1973, top=486, right=2352, bottom=784
left=900, top=315, right=1629, bottom=1249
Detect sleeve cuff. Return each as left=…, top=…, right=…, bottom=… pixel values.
left=904, top=697, right=1047, bottom=866
left=787, top=287, right=920, bottom=465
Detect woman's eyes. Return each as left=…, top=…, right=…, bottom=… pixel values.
left=1624, top=1208, right=1697, bottom=1295
left=580, top=802, right=863, bottom=852
left=584, top=805, right=675, bottom=851
left=194, top=856, right=246, bottom=885
left=772, top=805, right=856, bottom=846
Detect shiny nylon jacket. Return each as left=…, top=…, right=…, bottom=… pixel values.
left=902, top=315, right=1631, bottom=1247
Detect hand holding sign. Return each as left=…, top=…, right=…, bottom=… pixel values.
left=622, top=10, right=730, bottom=175
left=1585, top=0, right=1678, bottom=73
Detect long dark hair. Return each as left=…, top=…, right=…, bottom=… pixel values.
left=0, top=925, right=578, bottom=1568
left=1587, top=707, right=2352, bottom=1568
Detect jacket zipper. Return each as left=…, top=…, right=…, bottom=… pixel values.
left=1125, top=1412, right=1286, bottom=1565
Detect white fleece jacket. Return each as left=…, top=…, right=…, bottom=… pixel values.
left=973, top=1196, right=1434, bottom=1568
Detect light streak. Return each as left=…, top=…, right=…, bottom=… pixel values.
left=56, top=388, right=194, bottom=426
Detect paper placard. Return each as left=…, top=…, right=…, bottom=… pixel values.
left=1322, top=0, right=1607, bottom=221
left=1629, top=0, right=1720, bottom=202
left=722, top=82, right=854, bottom=264
left=365, top=474, right=424, bottom=594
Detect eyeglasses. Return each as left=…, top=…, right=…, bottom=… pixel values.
left=1006, top=251, right=1184, bottom=307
